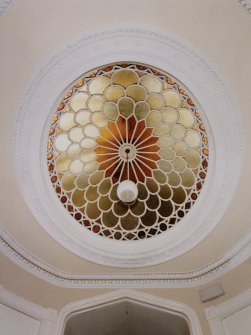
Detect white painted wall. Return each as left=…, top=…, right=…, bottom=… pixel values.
left=0, top=286, right=57, bottom=335
left=0, top=304, right=40, bottom=335
left=222, top=305, right=251, bottom=335
left=205, top=288, right=251, bottom=335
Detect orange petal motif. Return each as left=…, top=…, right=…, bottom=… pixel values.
left=138, top=144, right=160, bottom=153
left=99, top=128, right=120, bottom=146
left=134, top=128, right=153, bottom=146
left=95, top=114, right=160, bottom=182
left=99, top=157, right=119, bottom=170
left=131, top=120, right=146, bottom=143
left=108, top=122, right=123, bottom=143
left=137, top=136, right=159, bottom=149
left=96, top=137, right=118, bottom=149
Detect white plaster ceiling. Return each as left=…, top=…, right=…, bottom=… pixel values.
left=0, top=0, right=251, bottom=290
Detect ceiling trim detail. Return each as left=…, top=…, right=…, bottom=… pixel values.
left=236, top=0, right=251, bottom=14
left=0, top=0, right=12, bottom=16
left=12, top=26, right=244, bottom=268
left=1, top=225, right=250, bottom=288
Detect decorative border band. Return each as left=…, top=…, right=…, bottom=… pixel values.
left=1, top=225, right=250, bottom=288
left=236, top=0, right=251, bottom=14
left=0, top=0, right=12, bottom=16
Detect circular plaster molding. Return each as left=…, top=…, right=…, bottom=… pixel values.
left=0, top=0, right=12, bottom=16
left=236, top=0, right=251, bottom=14
left=13, top=26, right=244, bottom=268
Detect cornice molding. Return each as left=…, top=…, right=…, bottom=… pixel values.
left=236, top=0, right=251, bottom=14
left=1, top=225, right=250, bottom=288
left=0, top=285, right=57, bottom=321
left=0, top=0, right=11, bottom=16
left=12, top=26, right=244, bottom=268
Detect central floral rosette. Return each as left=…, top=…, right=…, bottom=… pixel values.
left=96, top=115, right=160, bottom=183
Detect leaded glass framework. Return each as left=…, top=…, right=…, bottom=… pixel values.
left=47, top=63, right=209, bottom=241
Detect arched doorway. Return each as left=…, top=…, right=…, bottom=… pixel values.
left=55, top=290, right=202, bottom=335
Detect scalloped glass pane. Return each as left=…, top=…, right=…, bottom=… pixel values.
left=84, top=125, right=100, bottom=137
left=184, top=150, right=201, bottom=168
left=121, top=213, right=138, bottom=230
left=140, top=75, right=162, bottom=93
left=162, top=90, right=181, bottom=108
left=104, top=86, right=125, bottom=102
left=89, top=76, right=110, bottom=94
left=70, top=92, right=89, bottom=111
left=160, top=148, right=176, bottom=160
left=127, top=85, right=147, bottom=102
left=135, top=102, right=150, bottom=120
left=153, top=123, right=170, bottom=136
left=174, top=141, right=188, bottom=156
left=168, top=171, right=181, bottom=186
left=80, top=150, right=96, bottom=163
left=112, top=70, right=139, bottom=87
left=59, top=112, right=76, bottom=131
left=185, top=130, right=201, bottom=148
left=158, top=160, right=173, bottom=173
left=83, top=161, right=99, bottom=174
left=158, top=135, right=174, bottom=148
left=146, top=111, right=161, bottom=127
left=118, top=97, right=134, bottom=118
left=99, top=196, right=113, bottom=211
left=72, top=189, right=86, bottom=207
left=69, top=127, right=84, bottom=142
left=86, top=202, right=101, bottom=219
left=162, top=107, right=178, bottom=124
left=170, top=124, right=186, bottom=140
left=67, top=144, right=82, bottom=160
left=85, top=186, right=99, bottom=202
left=62, top=173, right=76, bottom=191
left=69, top=159, right=83, bottom=173
left=56, top=153, right=70, bottom=173
left=181, top=169, right=195, bottom=187
left=87, top=95, right=106, bottom=112
left=80, top=138, right=96, bottom=150
left=75, top=111, right=91, bottom=126
left=75, top=173, right=89, bottom=189
left=173, top=157, right=187, bottom=172
left=103, top=102, right=118, bottom=120
left=146, top=93, right=165, bottom=110
left=178, top=108, right=194, bottom=128
left=102, top=211, right=118, bottom=227
left=55, top=134, right=71, bottom=152
left=92, top=113, right=108, bottom=128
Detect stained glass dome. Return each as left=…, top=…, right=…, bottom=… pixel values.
left=47, top=63, right=209, bottom=241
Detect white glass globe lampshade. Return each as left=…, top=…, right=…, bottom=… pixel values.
left=117, top=180, right=138, bottom=203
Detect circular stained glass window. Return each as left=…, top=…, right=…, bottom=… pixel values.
left=47, top=63, right=209, bottom=241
